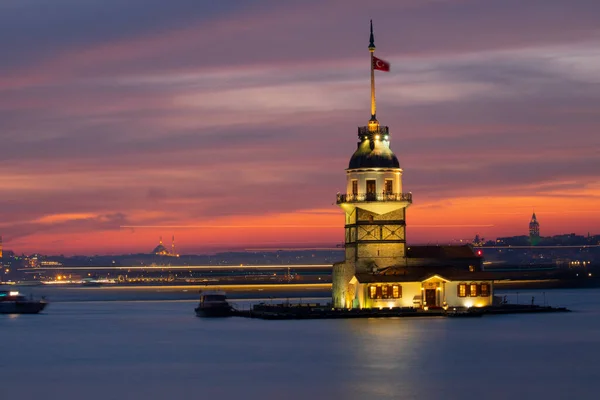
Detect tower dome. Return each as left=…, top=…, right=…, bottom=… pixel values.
left=348, top=130, right=400, bottom=169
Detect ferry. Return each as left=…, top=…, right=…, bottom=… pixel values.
left=194, top=290, right=233, bottom=318
left=0, top=290, right=47, bottom=314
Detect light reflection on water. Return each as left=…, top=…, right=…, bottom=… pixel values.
left=1, top=289, right=599, bottom=400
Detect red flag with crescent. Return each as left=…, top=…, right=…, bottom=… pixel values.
left=373, top=56, right=390, bottom=72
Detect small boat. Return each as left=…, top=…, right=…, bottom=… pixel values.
left=81, top=279, right=103, bottom=287
left=194, top=291, right=233, bottom=318
left=0, top=290, right=47, bottom=314
left=15, top=281, right=44, bottom=287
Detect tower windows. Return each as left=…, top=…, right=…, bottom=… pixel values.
left=352, top=180, right=358, bottom=195
left=366, top=180, right=376, bottom=201
left=366, top=180, right=376, bottom=194
left=385, top=179, right=393, bottom=194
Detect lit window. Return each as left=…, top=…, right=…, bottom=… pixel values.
left=458, top=283, right=467, bottom=297
left=480, top=283, right=490, bottom=297
left=385, top=180, right=393, bottom=194
left=469, top=283, right=478, bottom=297
left=369, top=286, right=376, bottom=299
left=392, top=285, right=401, bottom=298
left=366, top=180, right=376, bottom=195
left=382, top=285, right=389, bottom=299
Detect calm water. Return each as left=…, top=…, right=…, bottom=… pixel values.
left=2, top=288, right=600, bottom=400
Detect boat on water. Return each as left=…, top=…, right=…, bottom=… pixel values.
left=194, top=291, right=233, bottom=317
left=14, top=280, right=44, bottom=287
left=0, top=290, right=47, bottom=314
left=81, top=278, right=103, bottom=287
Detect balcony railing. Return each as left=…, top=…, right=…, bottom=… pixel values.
left=357, top=125, right=389, bottom=140
left=336, top=192, right=412, bottom=204
left=358, top=126, right=389, bottom=136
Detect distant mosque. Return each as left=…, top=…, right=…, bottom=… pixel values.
left=152, top=236, right=179, bottom=257
left=331, top=22, right=493, bottom=310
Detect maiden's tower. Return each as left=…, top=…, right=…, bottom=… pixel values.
left=332, top=22, right=494, bottom=310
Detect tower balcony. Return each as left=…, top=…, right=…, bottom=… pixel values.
left=336, top=192, right=412, bottom=204
left=358, top=125, right=389, bottom=140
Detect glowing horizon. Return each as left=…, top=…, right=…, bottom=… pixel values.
left=1, top=1, right=599, bottom=256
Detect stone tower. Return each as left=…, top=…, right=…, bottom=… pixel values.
left=332, top=21, right=412, bottom=308
left=529, top=212, right=540, bottom=245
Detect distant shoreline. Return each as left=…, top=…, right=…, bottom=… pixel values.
left=6, top=280, right=600, bottom=304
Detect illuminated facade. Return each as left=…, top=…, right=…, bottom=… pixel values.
left=332, top=22, right=494, bottom=310
left=356, top=274, right=493, bottom=310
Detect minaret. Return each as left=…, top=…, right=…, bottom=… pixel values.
left=529, top=212, right=540, bottom=245
left=332, top=21, right=412, bottom=308
left=0, top=235, right=3, bottom=259
left=171, top=235, right=175, bottom=256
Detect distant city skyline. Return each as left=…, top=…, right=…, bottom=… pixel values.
left=2, top=222, right=598, bottom=257
left=1, top=0, right=599, bottom=255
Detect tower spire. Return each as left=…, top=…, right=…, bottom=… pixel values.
left=369, top=19, right=378, bottom=127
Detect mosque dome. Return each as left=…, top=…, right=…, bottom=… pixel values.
left=348, top=138, right=400, bottom=169
left=153, top=243, right=168, bottom=255
left=152, top=237, right=170, bottom=255
left=151, top=236, right=179, bottom=257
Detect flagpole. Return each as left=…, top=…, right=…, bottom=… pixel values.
left=369, top=20, right=377, bottom=128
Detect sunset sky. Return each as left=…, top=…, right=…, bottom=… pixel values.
left=1, top=0, right=599, bottom=255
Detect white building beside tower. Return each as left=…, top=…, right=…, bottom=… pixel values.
left=332, top=22, right=494, bottom=310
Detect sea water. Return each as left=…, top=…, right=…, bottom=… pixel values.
left=1, top=288, right=599, bottom=400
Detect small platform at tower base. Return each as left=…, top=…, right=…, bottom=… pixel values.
left=231, top=303, right=571, bottom=320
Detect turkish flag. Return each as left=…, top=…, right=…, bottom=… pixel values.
left=373, top=56, right=390, bottom=71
